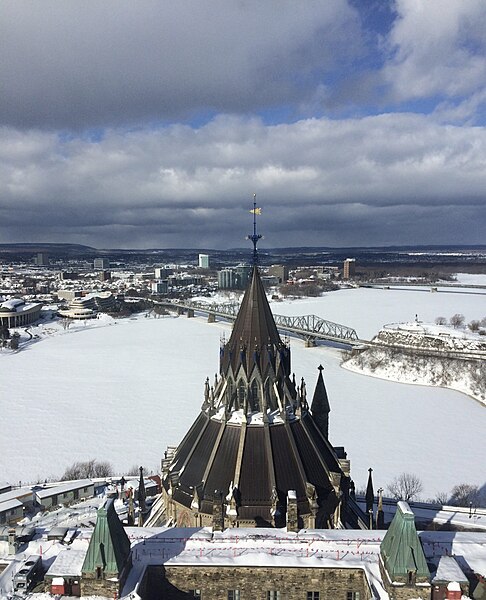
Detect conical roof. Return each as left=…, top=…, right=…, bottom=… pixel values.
left=380, top=501, right=430, bottom=581
left=82, top=497, right=131, bottom=577
left=162, top=260, right=357, bottom=529
left=221, top=266, right=283, bottom=376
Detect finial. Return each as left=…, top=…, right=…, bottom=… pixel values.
left=318, top=364, right=324, bottom=372
left=248, top=194, right=262, bottom=266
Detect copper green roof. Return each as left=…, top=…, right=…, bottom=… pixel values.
left=380, top=501, right=430, bottom=581
left=81, top=497, right=131, bottom=577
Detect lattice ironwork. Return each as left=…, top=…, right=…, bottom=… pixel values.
left=171, top=300, right=360, bottom=343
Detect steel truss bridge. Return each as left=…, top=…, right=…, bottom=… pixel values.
left=158, top=299, right=363, bottom=346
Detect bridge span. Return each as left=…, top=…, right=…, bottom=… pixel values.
left=155, top=299, right=365, bottom=347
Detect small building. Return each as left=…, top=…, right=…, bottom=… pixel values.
left=0, top=487, right=34, bottom=509
left=34, top=479, right=94, bottom=510
left=0, top=498, right=23, bottom=525
left=45, top=546, right=87, bottom=597
left=431, top=556, right=469, bottom=600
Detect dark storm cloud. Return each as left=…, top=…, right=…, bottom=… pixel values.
left=0, top=0, right=362, bottom=129
left=1, top=114, right=485, bottom=248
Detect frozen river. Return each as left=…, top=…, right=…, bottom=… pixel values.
left=0, top=284, right=485, bottom=499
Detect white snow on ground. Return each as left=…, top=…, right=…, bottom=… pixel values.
left=454, top=273, right=486, bottom=286
left=0, top=286, right=485, bottom=500
left=269, top=285, right=485, bottom=341
left=342, top=321, right=486, bottom=404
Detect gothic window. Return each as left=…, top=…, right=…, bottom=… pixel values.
left=307, top=593, right=319, bottom=600
left=227, top=591, right=240, bottom=600
left=250, top=379, right=260, bottom=412
left=347, top=593, right=360, bottom=600
left=237, top=380, right=245, bottom=409
left=267, top=592, right=281, bottom=600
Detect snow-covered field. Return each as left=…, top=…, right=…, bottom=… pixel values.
left=0, top=281, right=485, bottom=501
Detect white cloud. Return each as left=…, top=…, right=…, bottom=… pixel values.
left=0, top=0, right=361, bottom=129
left=1, top=113, right=485, bottom=247
left=384, top=0, right=486, bottom=105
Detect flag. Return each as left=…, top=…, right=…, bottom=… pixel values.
left=250, top=207, right=262, bottom=215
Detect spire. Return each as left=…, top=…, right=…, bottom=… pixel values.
left=376, top=487, right=385, bottom=529
left=366, top=467, right=374, bottom=528
left=138, top=466, right=146, bottom=526
left=81, top=497, right=131, bottom=578
left=310, top=365, right=330, bottom=439
left=221, top=265, right=284, bottom=376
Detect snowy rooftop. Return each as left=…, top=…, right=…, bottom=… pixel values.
left=0, top=498, right=22, bottom=513
left=0, top=487, right=34, bottom=504
left=432, top=555, right=468, bottom=584
left=35, top=479, right=93, bottom=499
left=0, top=299, right=42, bottom=313
left=45, top=544, right=88, bottom=577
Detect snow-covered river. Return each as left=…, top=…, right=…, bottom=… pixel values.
left=0, top=284, right=485, bottom=499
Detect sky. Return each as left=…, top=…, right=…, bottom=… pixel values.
left=1, top=0, right=486, bottom=249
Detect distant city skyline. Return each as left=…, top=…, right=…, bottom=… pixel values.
left=1, top=1, right=486, bottom=249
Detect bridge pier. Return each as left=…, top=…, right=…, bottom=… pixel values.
left=207, top=313, right=216, bottom=323
left=177, top=307, right=184, bottom=315
left=304, top=337, right=316, bottom=348
left=187, top=309, right=194, bottom=318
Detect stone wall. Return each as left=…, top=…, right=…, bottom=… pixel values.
left=379, top=561, right=431, bottom=600
left=141, top=565, right=372, bottom=600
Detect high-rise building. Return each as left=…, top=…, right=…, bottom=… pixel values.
left=154, top=267, right=172, bottom=279
left=343, top=258, right=356, bottom=280
left=93, top=257, right=110, bottom=270
left=198, top=254, right=210, bottom=268
left=217, top=269, right=237, bottom=289
left=151, top=280, right=168, bottom=295
left=268, top=264, right=289, bottom=283
left=34, top=253, right=49, bottom=267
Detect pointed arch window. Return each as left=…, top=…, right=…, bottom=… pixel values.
left=237, top=380, right=246, bottom=409
left=250, top=380, right=260, bottom=412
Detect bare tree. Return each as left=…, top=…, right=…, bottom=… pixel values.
left=435, top=316, right=447, bottom=325
left=61, top=459, right=114, bottom=480
left=449, top=484, right=481, bottom=507
left=468, top=320, right=481, bottom=332
left=433, top=491, right=450, bottom=505
left=450, top=313, right=465, bottom=329
left=387, top=472, right=423, bottom=502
